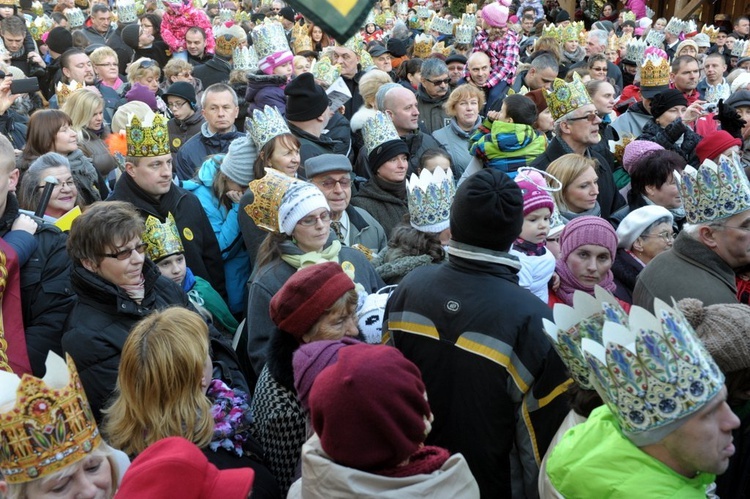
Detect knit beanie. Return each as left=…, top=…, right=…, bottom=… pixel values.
left=277, top=181, right=330, bottom=236
left=220, top=135, right=257, bottom=185
left=677, top=298, right=750, bottom=374
left=387, top=37, right=407, bottom=58
left=292, top=337, right=360, bottom=410
left=516, top=179, right=554, bottom=217
left=481, top=0, right=511, bottom=28
left=111, top=101, right=153, bottom=134
left=125, top=82, right=158, bottom=111
left=285, top=73, right=329, bottom=121
left=309, top=344, right=432, bottom=471
left=616, top=205, right=673, bottom=249
left=696, top=130, right=742, bottom=164
left=649, top=89, right=688, bottom=120
left=675, top=40, right=698, bottom=56
left=269, top=262, right=355, bottom=340
left=450, top=169, right=523, bottom=251
left=622, top=140, right=663, bottom=174
left=163, top=81, right=197, bottom=107
left=279, top=6, right=295, bottom=23
left=121, top=23, right=141, bottom=50
left=46, top=27, right=73, bottom=55
left=555, top=9, right=570, bottom=23
left=560, top=216, right=618, bottom=262
left=368, top=139, right=409, bottom=175
left=259, top=49, right=294, bottom=75
left=730, top=73, right=750, bottom=95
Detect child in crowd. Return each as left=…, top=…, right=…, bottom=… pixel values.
left=418, top=149, right=453, bottom=175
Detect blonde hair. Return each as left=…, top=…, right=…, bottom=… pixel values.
left=89, top=46, right=118, bottom=66
left=126, top=57, right=161, bottom=84
left=102, top=307, right=214, bottom=456
left=546, top=154, right=598, bottom=212
left=444, top=83, right=485, bottom=117
left=358, top=69, right=393, bottom=109
left=163, top=58, right=193, bottom=81
left=61, top=88, right=105, bottom=134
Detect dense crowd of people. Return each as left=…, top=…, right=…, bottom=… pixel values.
left=1, top=0, right=750, bottom=497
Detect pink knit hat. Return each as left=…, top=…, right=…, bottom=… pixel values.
left=481, top=0, right=511, bottom=28
left=259, top=50, right=294, bottom=75
left=560, top=216, right=618, bottom=263
left=516, top=178, right=554, bottom=217
left=622, top=140, right=663, bottom=174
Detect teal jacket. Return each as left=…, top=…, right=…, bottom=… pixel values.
left=469, top=119, right=547, bottom=178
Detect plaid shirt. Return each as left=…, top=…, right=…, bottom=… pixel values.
left=472, top=29, right=520, bottom=89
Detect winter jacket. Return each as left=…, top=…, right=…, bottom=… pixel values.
left=324, top=112, right=354, bottom=161
left=346, top=205, right=388, bottom=254
left=611, top=248, right=643, bottom=304
left=634, top=231, right=739, bottom=312
left=82, top=25, right=115, bottom=45
left=182, top=156, right=249, bottom=314
left=416, top=85, right=450, bottom=135
left=638, top=119, right=702, bottom=167
left=432, top=118, right=479, bottom=180
left=80, top=126, right=117, bottom=197
left=547, top=405, right=714, bottom=498
left=174, top=123, right=244, bottom=180
left=0, top=194, right=74, bottom=377
left=384, top=253, right=571, bottom=498
left=107, top=25, right=135, bottom=75
left=403, top=129, right=445, bottom=175
left=342, top=72, right=364, bottom=122
left=0, top=109, right=27, bottom=150
left=193, top=57, right=232, bottom=88
left=287, top=123, right=339, bottom=169
left=469, top=119, right=547, bottom=178
left=109, top=172, right=227, bottom=297
left=167, top=110, right=205, bottom=154
left=287, top=434, right=480, bottom=498
left=612, top=101, right=652, bottom=137
left=66, top=149, right=102, bottom=206
left=245, top=72, right=287, bottom=116
left=350, top=176, right=409, bottom=239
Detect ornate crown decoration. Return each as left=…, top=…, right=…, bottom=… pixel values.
left=126, top=113, right=170, bottom=157
left=214, top=23, right=243, bottom=57
left=31, top=1, right=43, bottom=16
left=560, top=22, right=582, bottom=43
left=374, top=10, right=394, bottom=29
left=623, top=38, right=646, bottom=64
left=26, top=15, right=53, bottom=42
left=732, top=40, right=749, bottom=58
left=701, top=24, right=719, bottom=43
left=412, top=33, right=434, bottom=59
left=219, top=7, right=233, bottom=23
left=542, top=23, right=560, bottom=42
left=644, top=29, right=665, bottom=48
left=622, top=11, right=636, bottom=22
left=116, top=0, right=138, bottom=24
left=0, top=353, right=102, bottom=484
left=245, top=169, right=298, bottom=233
left=455, top=23, right=474, bottom=44
left=416, top=6, right=431, bottom=18
left=293, top=33, right=313, bottom=54
left=291, top=21, right=309, bottom=44
left=396, top=2, right=407, bottom=15
left=684, top=19, right=697, bottom=36
left=233, top=45, right=258, bottom=71
left=543, top=288, right=628, bottom=390
left=63, top=7, right=85, bottom=28
left=675, top=153, right=750, bottom=224
left=640, top=52, right=670, bottom=89
left=664, top=17, right=685, bottom=36
left=645, top=6, right=655, bottom=18
left=0, top=0, right=19, bottom=6
left=311, top=55, right=341, bottom=87
left=607, top=33, right=619, bottom=52
left=74, top=0, right=89, bottom=8
left=465, top=3, right=477, bottom=14
left=363, top=9, right=376, bottom=27
left=431, top=41, right=451, bottom=57
left=363, top=111, right=401, bottom=156
left=581, top=293, right=724, bottom=446
left=609, top=134, right=635, bottom=167
left=544, top=74, right=593, bottom=121
left=55, top=80, right=84, bottom=107
left=429, top=15, right=454, bottom=35
left=461, top=13, right=476, bottom=30
left=143, top=213, right=183, bottom=262
left=407, top=167, right=455, bottom=234
left=251, top=19, right=290, bottom=61
left=247, top=105, right=290, bottom=151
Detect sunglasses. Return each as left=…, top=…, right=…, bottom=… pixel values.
left=138, top=59, right=157, bottom=69
left=101, top=242, right=148, bottom=260
left=426, top=77, right=451, bottom=86
left=567, top=111, right=599, bottom=123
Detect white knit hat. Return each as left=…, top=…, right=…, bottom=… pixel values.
left=616, top=205, right=673, bottom=250
left=278, top=182, right=330, bottom=236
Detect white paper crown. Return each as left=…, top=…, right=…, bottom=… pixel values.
left=684, top=19, right=697, bottom=35
left=219, top=7, right=233, bottom=22
left=247, top=105, right=290, bottom=150
left=396, top=2, right=407, bottom=15
left=251, top=19, right=290, bottom=61
left=644, top=29, right=665, bottom=48
left=363, top=111, right=401, bottom=156
left=233, top=45, right=258, bottom=71
left=429, top=15, right=454, bottom=35
left=664, top=17, right=685, bottom=36
left=624, top=38, right=646, bottom=64
left=455, top=23, right=474, bottom=44
left=581, top=293, right=724, bottom=446
left=407, top=167, right=455, bottom=233
left=116, top=0, right=137, bottom=23
left=732, top=39, right=749, bottom=58
left=64, top=7, right=85, bottom=28
left=675, top=153, right=750, bottom=224
left=416, top=6, right=431, bottom=18
left=461, top=13, right=476, bottom=30
left=645, top=6, right=655, bottom=18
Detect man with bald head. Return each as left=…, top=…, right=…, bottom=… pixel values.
left=463, top=52, right=504, bottom=113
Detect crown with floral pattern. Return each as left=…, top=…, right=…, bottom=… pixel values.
left=251, top=19, right=290, bottom=61
left=416, top=5, right=431, bottom=18
left=412, top=33, right=434, bottom=59
left=396, top=2, right=407, bottom=15
left=675, top=153, right=750, bottom=224
left=429, top=15, right=454, bottom=35
left=214, top=23, right=243, bottom=57
left=31, top=0, right=43, bottom=16
left=311, top=55, right=340, bottom=87
left=461, top=13, right=476, bottom=30
left=0, top=353, right=102, bottom=484
left=407, top=166, right=455, bottom=233
left=245, top=168, right=298, bottom=233
left=701, top=24, right=719, bottom=43
left=143, top=213, right=183, bottom=262
left=363, top=111, right=401, bottom=156
left=126, top=113, right=170, bottom=157
left=64, top=7, right=85, bottom=28
left=544, top=73, right=592, bottom=121
left=26, top=14, right=53, bottom=42
left=543, top=288, right=628, bottom=389
left=732, top=40, right=749, bottom=58
left=560, top=22, right=583, bottom=43
left=623, top=38, right=646, bottom=64
left=542, top=23, right=560, bottom=41
left=607, top=33, right=619, bottom=52
left=455, top=23, right=474, bottom=44
left=644, top=28, right=665, bottom=48
left=581, top=292, right=724, bottom=446
left=664, top=17, right=685, bottom=36
left=116, top=0, right=138, bottom=23
left=219, top=8, right=233, bottom=22
left=55, top=80, right=84, bottom=107
left=622, top=10, right=636, bottom=22
left=293, top=33, right=313, bottom=54
left=431, top=41, right=451, bottom=57
left=640, top=51, right=670, bottom=88
left=246, top=105, right=290, bottom=150
left=374, top=9, right=394, bottom=28
left=609, top=134, right=634, bottom=167
left=233, top=45, right=257, bottom=71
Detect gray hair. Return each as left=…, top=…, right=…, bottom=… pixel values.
left=391, top=20, right=410, bottom=41
left=17, top=152, right=73, bottom=213
left=420, top=58, right=449, bottom=81
left=587, top=30, right=608, bottom=48
left=375, top=83, right=401, bottom=111
left=531, top=52, right=559, bottom=72
left=201, top=83, right=238, bottom=108
left=639, top=216, right=674, bottom=239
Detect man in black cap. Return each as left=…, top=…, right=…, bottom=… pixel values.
left=445, top=53, right=466, bottom=89
left=555, top=9, right=571, bottom=27
left=384, top=168, right=570, bottom=499
left=163, top=81, right=204, bottom=156
left=285, top=72, right=341, bottom=168
left=42, top=26, right=74, bottom=99
left=278, top=6, right=295, bottom=42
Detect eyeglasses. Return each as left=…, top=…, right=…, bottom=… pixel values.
left=426, top=77, right=451, bottom=86
left=95, top=62, right=118, bottom=67
left=297, top=211, right=332, bottom=226
left=567, top=111, right=600, bottom=123
left=101, top=242, right=148, bottom=260
left=176, top=72, right=193, bottom=78
left=641, top=231, right=676, bottom=242
left=37, top=179, right=76, bottom=190
left=590, top=66, right=608, bottom=72
left=316, top=178, right=351, bottom=189
left=167, top=100, right=188, bottom=110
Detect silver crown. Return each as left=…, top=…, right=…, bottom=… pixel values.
left=219, top=8, right=233, bottom=22
left=429, top=15, right=455, bottom=35
left=455, top=23, right=474, bottom=44
left=363, top=111, right=401, bottom=156
left=64, top=7, right=85, bottom=28
left=407, top=167, right=455, bottom=233
left=644, top=29, right=665, bottom=48
left=624, top=38, right=646, bottom=64
left=416, top=6, right=431, bottom=18
left=116, top=0, right=137, bottom=23
left=664, top=17, right=685, bottom=36
left=251, top=19, right=290, bottom=61
left=246, top=105, right=291, bottom=150
left=233, top=45, right=258, bottom=71
left=732, top=39, right=748, bottom=58
left=461, top=13, right=477, bottom=30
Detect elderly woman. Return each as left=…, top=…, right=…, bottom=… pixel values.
left=90, top=46, right=125, bottom=94
left=638, top=88, right=703, bottom=167
left=612, top=205, right=674, bottom=303
left=160, top=58, right=204, bottom=98
left=17, top=152, right=79, bottom=221
left=123, top=58, right=166, bottom=112
left=103, top=307, right=280, bottom=498
left=547, top=154, right=601, bottom=221
left=432, top=84, right=486, bottom=180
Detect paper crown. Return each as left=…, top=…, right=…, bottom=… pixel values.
left=245, top=168, right=298, bottom=233
left=461, top=13, right=477, bottom=30
left=581, top=292, right=724, bottom=446
left=560, top=22, right=583, bottom=43
left=234, top=10, right=250, bottom=23
left=664, top=17, right=685, bottom=36
left=684, top=19, right=698, bottom=36
left=396, top=2, right=407, bottom=15
left=542, top=23, right=560, bottom=41
left=732, top=40, right=749, bottom=58
left=645, top=6, right=655, bottom=18
left=607, top=33, right=619, bottom=52
left=31, top=0, right=43, bottom=16
left=251, top=20, right=290, bottom=61
left=126, top=114, right=170, bottom=157
left=465, top=3, right=477, bottom=14
left=431, top=41, right=451, bottom=57
left=416, top=6, right=431, bottom=18
left=640, top=52, right=670, bottom=89
left=644, top=29, right=665, bottom=48
left=55, top=80, right=84, bottom=107
left=311, top=55, right=341, bottom=87
left=407, top=167, right=455, bottom=233
left=214, top=23, right=243, bottom=57
left=291, top=21, right=309, bottom=43
left=293, top=33, right=313, bottom=54
left=363, top=111, right=401, bottom=156
left=374, top=10, right=394, bottom=28
left=117, top=0, right=138, bottom=23
left=247, top=105, right=290, bottom=151
left=0, top=0, right=18, bottom=6
left=0, top=353, right=102, bottom=484
left=623, top=38, right=646, bottom=64
left=219, top=7, right=233, bottom=22
left=609, top=134, right=635, bottom=167
left=26, top=14, right=53, bottom=42
left=233, top=45, right=258, bottom=71
left=364, top=9, right=376, bottom=26
left=701, top=24, right=719, bottom=43
left=412, top=33, right=434, bottom=59
left=429, top=15, right=454, bottom=35
left=143, top=213, right=183, bottom=262
left=64, top=7, right=85, bottom=28
left=74, top=0, right=89, bottom=8
left=455, top=23, right=474, bottom=44
left=622, top=10, right=636, bottom=22
left=543, top=288, right=628, bottom=389
left=545, top=74, right=592, bottom=121
left=675, top=153, right=750, bottom=224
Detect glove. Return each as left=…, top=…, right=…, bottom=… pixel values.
left=714, top=99, right=746, bottom=139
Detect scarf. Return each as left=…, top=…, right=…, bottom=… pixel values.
left=446, top=241, right=522, bottom=270
left=377, top=446, right=450, bottom=478
left=513, top=238, right=547, bottom=256
left=373, top=174, right=408, bottom=200
left=555, top=253, right=616, bottom=305
left=281, top=239, right=342, bottom=269
left=562, top=45, right=585, bottom=64
left=120, top=274, right=145, bottom=304
left=559, top=202, right=601, bottom=222
left=206, top=379, right=254, bottom=457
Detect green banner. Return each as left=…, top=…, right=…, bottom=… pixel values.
left=288, top=0, right=377, bottom=43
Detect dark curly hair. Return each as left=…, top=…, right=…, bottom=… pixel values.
left=385, top=222, right=445, bottom=263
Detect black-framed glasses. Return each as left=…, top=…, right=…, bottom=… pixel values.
left=567, top=111, right=599, bottom=123
left=297, top=211, right=332, bottom=226
left=101, top=242, right=148, bottom=260
left=316, top=178, right=351, bottom=189
left=641, top=231, right=676, bottom=242
left=167, top=100, right=188, bottom=110
left=426, top=77, right=451, bottom=86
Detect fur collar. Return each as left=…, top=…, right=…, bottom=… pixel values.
left=350, top=106, right=379, bottom=132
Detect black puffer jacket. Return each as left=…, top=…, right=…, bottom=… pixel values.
left=638, top=119, right=702, bottom=167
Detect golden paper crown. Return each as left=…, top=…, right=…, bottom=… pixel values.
left=542, top=23, right=560, bottom=41
left=640, top=53, right=670, bottom=88
left=544, top=74, right=593, bottom=121
left=214, top=23, right=243, bottom=57
left=246, top=105, right=290, bottom=150
left=26, top=14, right=53, bottom=42
left=607, top=33, right=619, bottom=52
left=126, top=114, right=170, bottom=157
left=413, top=33, right=434, bottom=59
left=560, top=22, right=581, bottom=43
left=291, top=22, right=308, bottom=43
left=143, top=213, right=183, bottom=262
left=293, top=33, right=312, bottom=54
left=0, top=0, right=19, bottom=5
left=702, top=24, right=719, bottom=43
left=55, top=80, right=84, bottom=107
left=431, top=41, right=451, bottom=57
left=311, top=55, right=340, bottom=87
left=245, top=169, right=298, bottom=233
left=31, top=0, right=43, bottom=16
left=0, top=353, right=101, bottom=484
left=74, top=0, right=89, bottom=8
left=608, top=134, right=634, bottom=167
left=622, top=11, right=636, bottom=22
left=465, top=3, right=476, bottom=14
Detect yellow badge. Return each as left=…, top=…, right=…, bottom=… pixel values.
left=183, top=227, right=194, bottom=241
left=172, top=138, right=181, bottom=148
left=342, top=261, right=355, bottom=274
